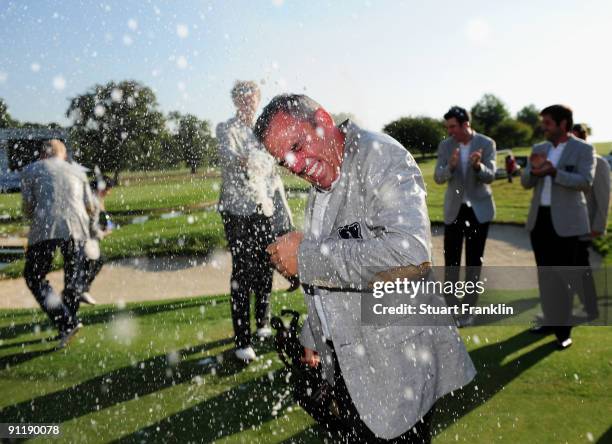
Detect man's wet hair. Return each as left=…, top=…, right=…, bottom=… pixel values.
left=572, top=123, right=588, bottom=139
left=253, top=94, right=322, bottom=143
left=231, top=80, right=260, bottom=106
left=444, top=106, right=471, bottom=125
left=541, top=104, right=573, bottom=131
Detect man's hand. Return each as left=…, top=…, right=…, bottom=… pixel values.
left=529, top=152, right=547, bottom=170
left=301, top=347, right=320, bottom=368
left=470, top=149, right=483, bottom=171
left=449, top=147, right=460, bottom=171
left=531, top=160, right=556, bottom=177
left=592, top=230, right=603, bottom=238
left=266, top=231, right=304, bottom=278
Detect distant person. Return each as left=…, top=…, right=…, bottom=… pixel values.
left=21, top=139, right=94, bottom=348
left=216, top=80, right=292, bottom=363
left=434, top=106, right=496, bottom=326
left=571, top=123, right=609, bottom=320
left=81, top=175, right=116, bottom=306
left=505, top=153, right=517, bottom=183
left=521, top=106, right=595, bottom=349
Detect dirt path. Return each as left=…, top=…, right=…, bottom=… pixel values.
left=0, top=225, right=602, bottom=309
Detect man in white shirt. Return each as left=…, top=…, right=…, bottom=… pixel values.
left=521, top=105, right=596, bottom=349
left=434, top=106, right=497, bottom=326
left=216, top=81, right=293, bottom=363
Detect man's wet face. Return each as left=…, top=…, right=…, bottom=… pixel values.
left=262, top=111, right=341, bottom=189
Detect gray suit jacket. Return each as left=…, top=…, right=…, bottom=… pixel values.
left=586, top=155, right=610, bottom=235
left=21, top=158, right=94, bottom=245
left=434, top=132, right=496, bottom=224
left=521, top=136, right=595, bottom=236
left=297, top=122, right=476, bottom=439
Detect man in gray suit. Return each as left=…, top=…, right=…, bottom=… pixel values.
left=521, top=106, right=595, bottom=349
left=434, top=106, right=496, bottom=325
left=21, top=139, right=94, bottom=348
left=571, top=123, right=609, bottom=320
left=216, top=81, right=293, bottom=363
left=254, top=95, right=475, bottom=442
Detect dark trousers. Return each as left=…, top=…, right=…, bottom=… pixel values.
left=574, top=240, right=599, bottom=317
left=24, top=238, right=86, bottom=333
left=330, top=348, right=433, bottom=444
left=443, top=204, right=489, bottom=308
left=84, top=258, right=104, bottom=293
left=222, top=212, right=275, bottom=348
left=530, top=207, right=578, bottom=341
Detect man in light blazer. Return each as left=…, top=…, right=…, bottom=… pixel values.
left=571, top=123, right=609, bottom=320
left=254, top=94, right=476, bottom=443
left=521, top=105, right=595, bottom=349
left=21, top=139, right=95, bottom=348
left=434, top=106, right=496, bottom=325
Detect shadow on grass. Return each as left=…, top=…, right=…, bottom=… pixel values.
left=112, top=369, right=289, bottom=443
left=431, top=329, right=557, bottom=435
left=0, top=296, right=229, bottom=342
left=0, top=336, right=235, bottom=423
left=597, top=426, right=611, bottom=443
left=0, top=347, right=56, bottom=371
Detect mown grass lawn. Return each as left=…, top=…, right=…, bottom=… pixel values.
left=0, top=291, right=610, bottom=443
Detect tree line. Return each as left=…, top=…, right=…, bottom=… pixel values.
left=0, top=80, right=216, bottom=180
left=0, top=87, right=591, bottom=178
left=382, top=94, right=586, bottom=159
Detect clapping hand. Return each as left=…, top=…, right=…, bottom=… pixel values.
left=470, top=149, right=483, bottom=171
left=449, top=147, right=460, bottom=171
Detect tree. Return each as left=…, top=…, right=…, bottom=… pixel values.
left=470, top=94, right=510, bottom=135
left=383, top=116, right=446, bottom=158
left=66, top=80, right=167, bottom=180
left=0, top=98, right=17, bottom=128
left=516, top=104, right=542, bottom=142
left=167, top=112, right=216, bottom=173
left=491, top=119, right=533, bottom=148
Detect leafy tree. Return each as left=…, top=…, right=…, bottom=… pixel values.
left=491, top=119, right=533, bottom=148
left=66, top=80, right=167, bottom=180
left=383, top=116, right=446, bottom=158
left=516, top=104, right=543, bottom=142
left=0, top=98, right=17, bottom=128
left=470, top=94, right=510, bottom=135
left=167, top=112, right=216, bottom=173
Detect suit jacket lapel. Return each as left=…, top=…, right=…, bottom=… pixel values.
left=556, top=136, right=574, bottom=168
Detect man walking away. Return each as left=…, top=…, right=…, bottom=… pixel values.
left=21, top=139, right=94, bottom=349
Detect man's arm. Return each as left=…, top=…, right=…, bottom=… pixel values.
left=554, top=144, right=595, bottom=192
left=20, top=171, right=34, bottom=219
left=216, top=122, right=248, bottom=174
left=521, top=147, right=540, bottom=190
left=433, top=141, right=453, bottom=184
left=591, top=157, right=611, bottom=234
left=298, top=149, right=431, bottom=289
left=474, top=138, right=496, bottom=184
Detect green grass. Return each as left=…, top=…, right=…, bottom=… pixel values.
left=0, top=292, right=610, bottom=443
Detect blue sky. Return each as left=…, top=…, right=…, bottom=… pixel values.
left=1, top=0, right=612, bottom=141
